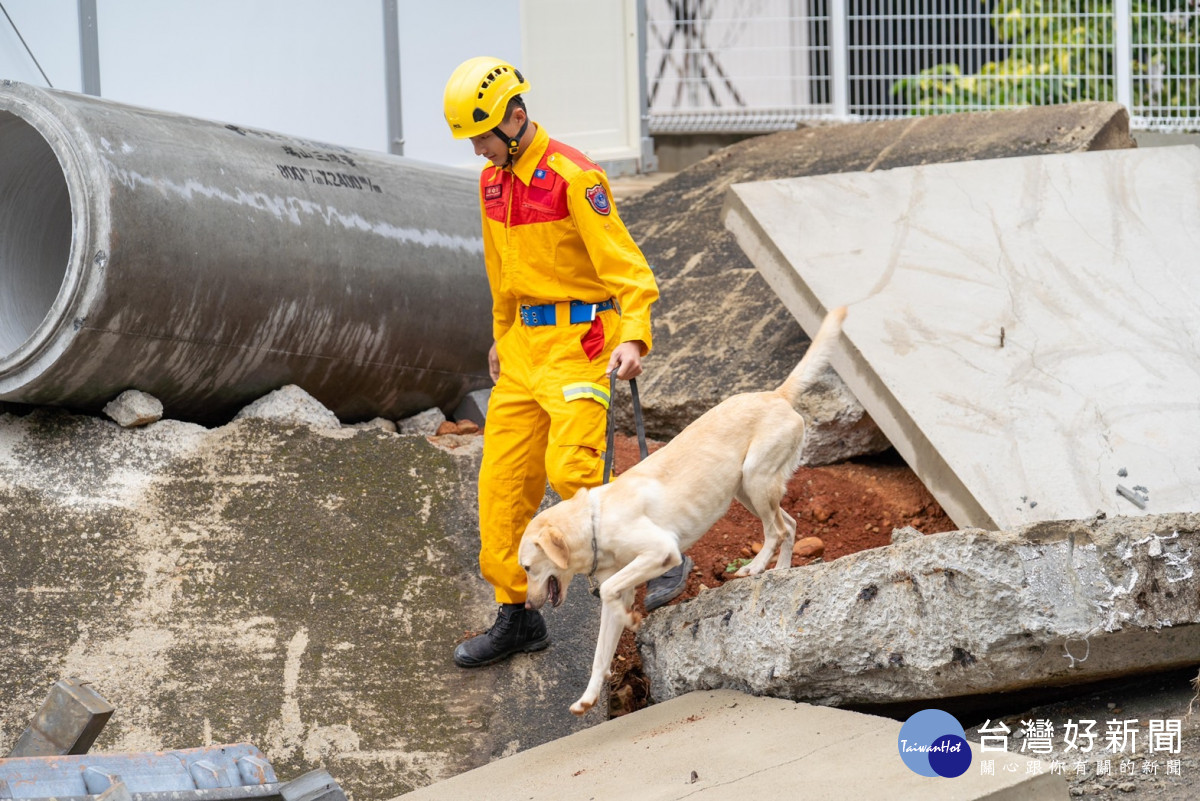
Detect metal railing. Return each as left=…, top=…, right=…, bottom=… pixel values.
left=645, top=0, right=1200, bottom=133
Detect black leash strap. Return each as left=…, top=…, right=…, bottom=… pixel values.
left=591, top=369, right=648, bottom=599
left=603, top=368, right=647, bottom=484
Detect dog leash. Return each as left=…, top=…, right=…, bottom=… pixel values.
left=588, top=368, right=649, bottom=597
left=603, top=368, right=648, bottom=483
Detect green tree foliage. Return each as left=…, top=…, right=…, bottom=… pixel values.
left=892, top=0, right=1200, bottom=117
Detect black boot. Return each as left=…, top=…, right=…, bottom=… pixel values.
left=453, top=603, right=550, bottom=668
left=644, top=555, right=693, bottom=612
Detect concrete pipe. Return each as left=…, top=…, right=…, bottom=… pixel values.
left=0, top=81, right=490, bottom=424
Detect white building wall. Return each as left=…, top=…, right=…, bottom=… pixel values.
left=520, top=0, right=644, bottom=173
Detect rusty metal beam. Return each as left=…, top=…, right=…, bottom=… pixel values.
left=7, top=678, right=112, bottom=758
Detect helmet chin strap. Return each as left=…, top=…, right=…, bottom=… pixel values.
left=493, top=115, right=529, bottom=168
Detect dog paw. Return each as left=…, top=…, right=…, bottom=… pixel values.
left=624, top=609, right=644, bottom=632
left=735, top=561, right=767, bottom=578
left=570, top=698, right=594, bottom=716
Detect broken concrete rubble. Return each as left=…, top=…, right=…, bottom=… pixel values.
left=399, top=407, right=447, bottom=436
left=795, top=368, right=891, bottom=467
left=639, top=512, right=1200, bottom=708
left=234, top=384, right=342, bottom=430
left=103, top=390, right=163, bottom=428
left=349, top=417, right=399, bottom=434
left=452, top=389, right=491, bottom=430
left=1, top=101, right=1188, bottom=800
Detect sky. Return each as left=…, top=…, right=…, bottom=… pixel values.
left=0, top=0, right=522, bottom=167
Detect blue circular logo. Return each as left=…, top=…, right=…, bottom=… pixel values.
left=898, top=709, right=972, bottom=778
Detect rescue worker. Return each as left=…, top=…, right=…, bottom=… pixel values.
left=444, top=56, right=691, bottom=668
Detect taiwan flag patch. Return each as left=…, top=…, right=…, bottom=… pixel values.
left=585, top=184, right=611, bottom=216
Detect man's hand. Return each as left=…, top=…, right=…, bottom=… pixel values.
left=488, top=342, right=501, bottom=383
left=607, top=340, right=646, bottom=381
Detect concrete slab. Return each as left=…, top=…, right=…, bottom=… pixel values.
left=390, top=690, right=1067, bottom=801
left=640, top=513, right=1200, bottom=707
left=0, top=409, right=602, bottom=800
left=722, top=146, right=1200, bottom=530
left=622, top=103, right=1134, bottom=443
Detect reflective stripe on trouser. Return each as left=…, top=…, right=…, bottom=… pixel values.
left=477, top=310, right=617, bottom=604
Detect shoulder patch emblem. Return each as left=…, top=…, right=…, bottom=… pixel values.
left=585, top=184, right=611, bottom=216
left=534, top=168, right=547, bottom=180
left=484, top=184, right=502, bottom=201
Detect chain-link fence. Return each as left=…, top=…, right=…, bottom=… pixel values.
left=645, top=0, right=1200, bottom=133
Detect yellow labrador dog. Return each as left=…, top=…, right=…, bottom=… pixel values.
left=519, top=306, right=847, bottom=715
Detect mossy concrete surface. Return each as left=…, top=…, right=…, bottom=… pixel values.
left=0, top=410, right=600, bottom=799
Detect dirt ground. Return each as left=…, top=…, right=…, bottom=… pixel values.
left=604, top=432, right=957, bottom=717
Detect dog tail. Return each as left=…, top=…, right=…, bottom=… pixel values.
left=777, top=305, right=848, bottom=410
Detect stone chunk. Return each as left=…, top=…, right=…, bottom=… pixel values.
left=792, top=537, right=824, bottom=558
left=234, top=385, right=339, bottom=429
left=640, top=512, right=1200, bottom=707
left=796, top=367, right=890, bottom=466
left=454, top=389, right=491, bottom=429
left=103, top=390, right=163, bottom=428
left=398, top=407, right=446, bottom=436
left=890, top=526, right=924, bottom=545
left=349, top=417, right=398, bottom=434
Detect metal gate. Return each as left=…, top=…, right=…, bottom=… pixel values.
left=645, top=0, right=1200, bottom=133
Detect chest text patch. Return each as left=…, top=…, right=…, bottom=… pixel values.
left=484, top=184, right=503, bottom=201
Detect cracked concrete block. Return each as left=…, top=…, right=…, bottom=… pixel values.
left=639, top=512, right=1200, bottom=708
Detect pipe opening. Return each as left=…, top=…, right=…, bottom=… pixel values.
left=0, top=111, right=72, bottom=359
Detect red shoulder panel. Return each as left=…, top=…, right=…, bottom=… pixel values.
left=545, top=139, right=601, bottom=175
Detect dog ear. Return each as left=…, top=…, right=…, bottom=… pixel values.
left=539, top=526, right=571, bottom=570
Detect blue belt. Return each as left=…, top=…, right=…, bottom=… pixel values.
left=519, top=299, right=616, bottom=326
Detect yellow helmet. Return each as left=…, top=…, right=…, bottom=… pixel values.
left=443, top=56, right=530, bottom=140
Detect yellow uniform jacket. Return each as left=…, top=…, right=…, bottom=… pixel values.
left=479, top=124, right=658, bottom=349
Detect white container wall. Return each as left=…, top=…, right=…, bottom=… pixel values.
left=520, top=0, right=648, bottom=174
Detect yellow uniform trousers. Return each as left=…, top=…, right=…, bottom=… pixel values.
left=477, top=306, right=620, bottom=604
